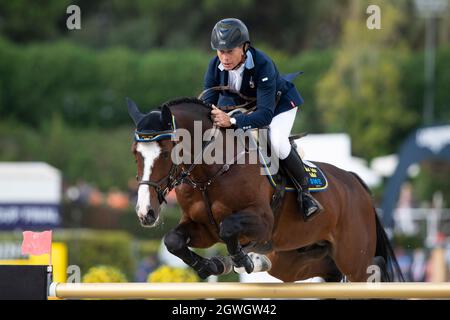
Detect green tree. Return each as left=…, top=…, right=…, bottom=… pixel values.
left=0, top=0, right=71, bottom=41
left=316, top=0, right=417, bottom=159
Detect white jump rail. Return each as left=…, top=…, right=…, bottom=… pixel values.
left=49, top=282, right=450, bottom=299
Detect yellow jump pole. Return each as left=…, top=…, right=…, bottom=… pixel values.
left=49, top=282, right=450, bottom=299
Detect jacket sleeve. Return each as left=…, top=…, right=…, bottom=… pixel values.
left=202, top=57, right=220, bottom=105
left=233, top=61, right=276, bottom=130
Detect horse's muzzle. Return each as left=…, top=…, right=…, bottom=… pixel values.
left=137, top=206, right=158, bottom=227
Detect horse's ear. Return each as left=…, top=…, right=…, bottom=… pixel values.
left=160, top=105, right=173, bottom=131
left=126, top=97, right=144, bottom=126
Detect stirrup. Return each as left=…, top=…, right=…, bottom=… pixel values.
left=302, top=193, right=323, bottom=221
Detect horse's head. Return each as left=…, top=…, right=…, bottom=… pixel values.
left=127, top=98, right=176, bottom=227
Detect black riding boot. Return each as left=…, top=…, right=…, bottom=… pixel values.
left=281, top=148, right=323, bottom=220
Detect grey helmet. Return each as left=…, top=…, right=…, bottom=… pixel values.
left=211, top=18, right=250, bottom=50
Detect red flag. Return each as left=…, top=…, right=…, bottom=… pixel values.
left=21, top=230, right=52, bottom=256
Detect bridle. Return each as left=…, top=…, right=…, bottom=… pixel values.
left=135, top=126, right=246, bottom=232
left=135, top=128, right=235, bottom=206
left=137, top=160, right=180, bottom=205
left=134, top=114, right=183, bottom=204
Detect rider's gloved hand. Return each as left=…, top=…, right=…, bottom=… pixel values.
left=211, top=105, right=233, bottom=128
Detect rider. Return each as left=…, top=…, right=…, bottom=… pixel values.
left=203, top=18, right=323, bottom=220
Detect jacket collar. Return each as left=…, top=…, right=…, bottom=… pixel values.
left=218, top=50, right=255, bottom=71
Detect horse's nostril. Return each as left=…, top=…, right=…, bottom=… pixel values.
left=147, top=209, right=155, bottom=218
left=140, top=211, right=157, bottom=227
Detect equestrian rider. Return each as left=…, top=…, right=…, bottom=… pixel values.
left=203, top=18, right=323, bottom=219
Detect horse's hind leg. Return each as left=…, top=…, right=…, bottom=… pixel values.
left=164, top=222, right=225, bottom=279
left=331, top=217, right=376, bottom=282
left=268, top=250, right=342, bottom=282
left=219, top=210, right=273, bottom=274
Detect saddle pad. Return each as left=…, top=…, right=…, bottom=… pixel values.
left=260, top=153, right=328, bottom=193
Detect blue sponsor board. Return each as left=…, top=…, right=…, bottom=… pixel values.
left=0, top=204, right=60, bottom=230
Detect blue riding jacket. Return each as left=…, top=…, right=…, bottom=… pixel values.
left=202, top=47, right=304, bottom=130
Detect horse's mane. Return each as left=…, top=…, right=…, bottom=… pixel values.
left=159, top=97, right=212, bottom=110
left=159, top=97, right=213, bottom=126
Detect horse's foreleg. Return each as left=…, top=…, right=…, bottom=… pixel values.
left=164, top=223, right=224, bottom=279
left=219, top=211, right=272, bottom=274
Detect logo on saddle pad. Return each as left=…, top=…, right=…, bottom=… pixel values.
left=302, top=161, right=327, bottom=191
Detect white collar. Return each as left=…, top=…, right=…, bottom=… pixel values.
left=229, top=62, right=245, bottom=74
left=218, top=50, right=255, bottom=71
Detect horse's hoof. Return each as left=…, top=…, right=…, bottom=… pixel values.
left=196, top=265, right=212, bottom=279
left=232, top=253, right=254, bottom=274
left=196, top=259, right=220, bottom=279
left=210, top=256, right=233, bottom=275
left=197, top=269, right=211, bottom=279
left=244, top=257, right=254, bottom=273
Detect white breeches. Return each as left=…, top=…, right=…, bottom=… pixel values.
left=269, top=107, right=298, bottom=160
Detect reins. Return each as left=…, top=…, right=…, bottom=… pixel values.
left=197, top=86, right=257, bottom=112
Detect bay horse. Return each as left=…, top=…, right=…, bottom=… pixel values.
left=128, top=97, right=403, bottom=282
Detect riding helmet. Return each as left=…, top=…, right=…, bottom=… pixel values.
left=211, top=18, right=250, bottom=50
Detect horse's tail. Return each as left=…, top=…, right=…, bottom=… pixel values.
left=349, top=172, right=405, bottom=282
left=374, top=211, right=405, bottom=282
